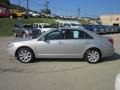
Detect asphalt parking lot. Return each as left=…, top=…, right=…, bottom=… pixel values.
left=0, top=34, right=120, bottom=90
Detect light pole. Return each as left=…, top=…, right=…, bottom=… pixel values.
left=78, top=8, right=80, bottom=19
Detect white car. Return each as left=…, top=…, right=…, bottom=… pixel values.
left=29, top=12, right=40, bottom=17
left=115, top=73, right=120, bottom=90
left=55, top=20, right=84, bottom=29
left=33, top=23, right=54, bottom=32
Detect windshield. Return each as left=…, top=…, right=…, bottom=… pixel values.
left=43, top=25, right=52, bottom=28
left=71, top=23, right=81, bottom=26
left=23, top=25, right=33, bottom=28
left=32, top=31, right=46, bottom=39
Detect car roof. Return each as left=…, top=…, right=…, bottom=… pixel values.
left=33, top=23, right=50, bottom=25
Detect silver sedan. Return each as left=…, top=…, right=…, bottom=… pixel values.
left=8, top=28, right=114, bottom=63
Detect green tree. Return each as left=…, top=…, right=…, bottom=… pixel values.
left=0, top=0, right=10, bottom=6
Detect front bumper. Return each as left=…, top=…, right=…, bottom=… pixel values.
left=7, top=46, right=17, bottom=57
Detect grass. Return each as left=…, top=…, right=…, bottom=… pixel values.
left=0, top=18, right=90, bottom=36
left=0, top=18, right=56, bottom=36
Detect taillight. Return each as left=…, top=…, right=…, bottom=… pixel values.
left=108, top=37, right=114, bottom=45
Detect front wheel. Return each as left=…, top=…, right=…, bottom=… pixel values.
left=16, top=47, right=34, bottom=63
left=13, top=32, right=17, bottom=37
left=84, top=49, right=101, bottom=64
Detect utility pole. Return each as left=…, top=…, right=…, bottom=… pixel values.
left=26, top=0, right=29, bottom=18
left=78, top=8, right=80, bottom=19
left=19, top=0, right=20, bottom=6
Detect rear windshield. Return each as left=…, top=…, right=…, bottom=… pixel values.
left=43, top=25, right=52, bottom=28
left=23, top=25, right=33, bottom=28
left=71, top=23, right=81, bottom=26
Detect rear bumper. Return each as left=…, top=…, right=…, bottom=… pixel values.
left=102, top=47, right=114, bottom=57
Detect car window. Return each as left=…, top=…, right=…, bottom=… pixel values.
left=43, top=25, right=51, bottom=28
left=14, top=24, right=18, bottom=28
left=23, top=25, right=33, bottom=28
left=63, top=23, right=71, bottom=27
left=39, top=25, right=42, bottom=28
left=65, top=30, right=93, bottom=39
left=71, top=23, right=80, bottom=26
left=46, top=30, right=64, bottom=40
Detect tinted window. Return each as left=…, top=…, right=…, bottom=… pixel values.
left=63, top=23, right=71, bottom=27
left=23, top=25, right=33, bottom=28
left=46, top=30, right=64, bottom=40
left=39, top=25, right=42, bottom=28
left=71, top=23, right=80, bottom=26
left=43, top=25, right=51, bottom=28
left=65, top=30, right=93, bottom=39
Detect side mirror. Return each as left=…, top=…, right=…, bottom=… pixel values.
left=41, top=37, right=46, bottom=41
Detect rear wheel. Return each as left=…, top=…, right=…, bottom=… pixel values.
left=16, top=47, right=34, bottom=63
left=84, top=49, right=101, bottom=64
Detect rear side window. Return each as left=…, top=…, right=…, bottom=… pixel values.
left=65, top=30, right=93, bottom=39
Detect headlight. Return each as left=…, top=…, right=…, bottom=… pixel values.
left=8, top=43, right=14, bottom=47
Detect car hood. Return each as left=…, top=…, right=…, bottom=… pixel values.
left=26, top=28, right=39, bottom=31
left=9, top=37, right=33, bottom=43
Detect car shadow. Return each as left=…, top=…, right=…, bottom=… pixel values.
left=32, top=58, right=84, bottom=63
left=32, top=52, right=120, bottom=63
left=101, top=52, right=120, bottom=62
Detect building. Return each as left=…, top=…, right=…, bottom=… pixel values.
left=80, top=17, right=101, bottom=25
left=0, top=2, right=10, bottom=17
left=100, top=14, right=120, bottom=26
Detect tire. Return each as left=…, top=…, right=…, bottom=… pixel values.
left=21, top=14, right=25, bottom=18
left=10, top=15, right=13, bottom=19
left=16, top=47, right=34, bottom=63
left=13, top=32, right=17, bottom=37
left=84, top=49, right=101, bottom=64
left=22, top=33, right=26, bottom=38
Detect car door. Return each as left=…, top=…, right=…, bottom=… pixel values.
left=35, top=30, right=65, bottom=58
left=61, top=29, right=93, bottom=58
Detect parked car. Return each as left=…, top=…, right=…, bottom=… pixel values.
left=104, top=25, right=111, bottom=33
left=109, top=26, right=117, bottom=33
left=8, top=28, right=114, bottom=63
left=56, top=20, right=84, bottom=29
left=98, top=25, right=106, bottom=34
left=115, top=73, right=120, bottom=90
left=28, top=12, right=40, bottom=17
left=33, top=23, right=54, bottom=32
left=82, top=25, right=99, bottom=33
left=13, top=23, right=41, bottom=37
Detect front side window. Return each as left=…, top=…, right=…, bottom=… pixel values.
left=45, top=30, right=64, bottom=40
left=39, top=25, right=42, bottom=28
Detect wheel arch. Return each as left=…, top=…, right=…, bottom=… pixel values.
left=15, top=46, right=35, bottom=58
left=83, top=47, right=102, bottom=59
